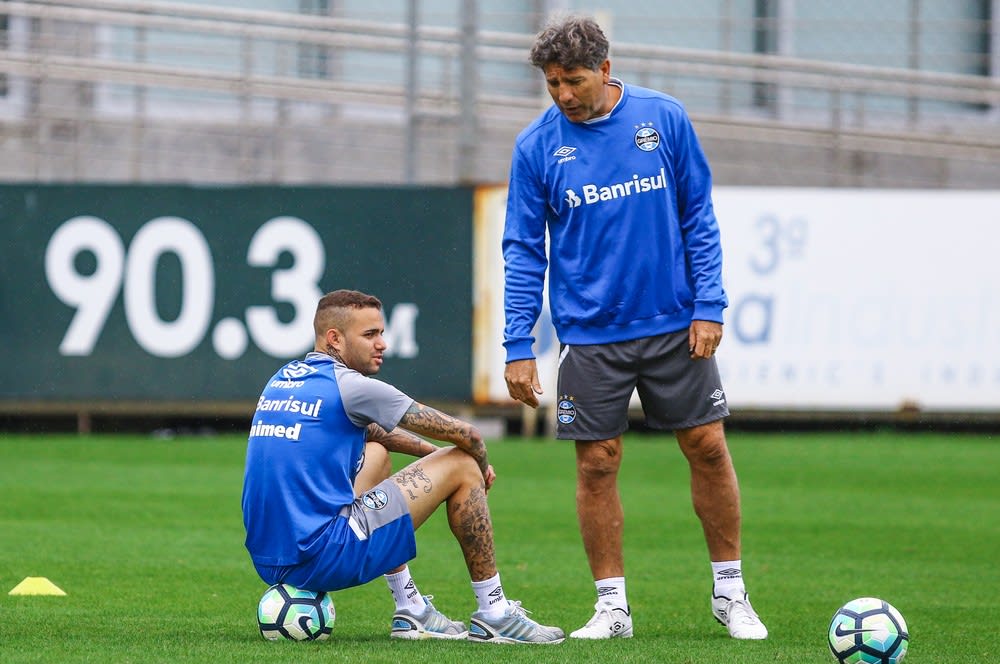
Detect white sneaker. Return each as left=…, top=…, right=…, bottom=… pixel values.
left=712, top=590, right=768, bottom=640
left=569, top=601, right=633, bottom=639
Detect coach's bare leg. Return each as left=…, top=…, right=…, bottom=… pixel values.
left=575, top=437, right=625, bottom=579
left=676, top=420, right=741, bottom=561
left=391, top=447, right=497, bottom=581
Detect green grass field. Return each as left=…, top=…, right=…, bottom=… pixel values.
left=1, top=431, right=997, bottom=663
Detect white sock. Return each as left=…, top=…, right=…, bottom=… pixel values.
left=385, top=567, right=425, bottom=611
left=711, top=560, right=746, bottom=598
left=595, top=576, right=629, bottom=610
left=471, top=573, right=507, bottom=618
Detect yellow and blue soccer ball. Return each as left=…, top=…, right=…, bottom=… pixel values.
left=828, top=597, right=908, bottom=663
left=257, top=583, right=335, bottom=641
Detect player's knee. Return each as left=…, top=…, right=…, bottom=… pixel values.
left=448, top=449, right=488, bottom=493
left=455, top=448, right=485, bottom=485
left=680, top=426, right=730, bottom=467
left=431, top=445, right=483, bottom=488
left=576, top=439, right=622, bottom=483
left=364, top=442, right=393, bottom=478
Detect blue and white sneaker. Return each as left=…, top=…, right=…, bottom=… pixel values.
left=391, top=596, right=468, bottom=640
left=468, top=600, right=565, bottom=644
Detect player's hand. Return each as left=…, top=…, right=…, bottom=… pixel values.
left=504, top=358, right=543, bottom=408
left=688, top=320, right=723, bottom=359
left=483, top=464, right=496, bottom=492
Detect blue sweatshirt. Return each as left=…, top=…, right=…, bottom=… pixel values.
left=502, top=80, right=728, bottom=362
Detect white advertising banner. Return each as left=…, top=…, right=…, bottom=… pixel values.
left=473, top=187, right=1000, bottom=413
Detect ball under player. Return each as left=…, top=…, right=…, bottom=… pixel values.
left=502, top=16, right=767, bottom=640
left=242, top=289, right=564, bottom=644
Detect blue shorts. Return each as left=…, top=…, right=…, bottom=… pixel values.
left=253, top=479, right=417, bottom=592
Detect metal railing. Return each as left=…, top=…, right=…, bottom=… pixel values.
left=1, top=0, right=997, bottom=185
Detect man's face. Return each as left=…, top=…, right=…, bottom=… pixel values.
left=543, top=60, right=612, bottom=123
left=331, top=306, right=387, bottom=376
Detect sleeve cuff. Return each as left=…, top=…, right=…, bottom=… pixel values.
left=692, top=302, right=725, bottom=324
left=503, top=338, right=536, bottom=363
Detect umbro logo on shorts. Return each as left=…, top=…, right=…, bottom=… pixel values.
left=710, top=389, right=726, bottom=406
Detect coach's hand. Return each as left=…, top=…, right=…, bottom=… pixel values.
left=689, top=320, right=723, bottom=360
left=505, top=358, right=542, bottom=408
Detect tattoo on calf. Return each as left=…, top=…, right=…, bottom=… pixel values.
left=449, top=485, right=495, bottom=578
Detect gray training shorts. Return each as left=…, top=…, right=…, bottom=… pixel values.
left=554, top=329, right=730, bottom=440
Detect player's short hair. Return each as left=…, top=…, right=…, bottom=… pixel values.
left=529, top=15, right=609, bottom=71
left=314, top=289, right=382, bottom=336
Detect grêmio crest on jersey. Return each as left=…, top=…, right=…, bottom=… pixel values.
left=634, top=123, right=660, bottom=151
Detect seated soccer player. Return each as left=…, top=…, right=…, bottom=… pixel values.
left=241, top=289, right=564, bottom=644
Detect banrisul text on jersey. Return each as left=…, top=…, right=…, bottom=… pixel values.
left=573, top=167, right=667, bottom=205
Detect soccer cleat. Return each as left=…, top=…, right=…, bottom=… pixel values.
left=712, top=589, right=768, bottom=640
left=569, top=601, right=633, bottom=639
left=468, top=600, right=565, bottom=644
left=391, top=595, right=468, bottom=640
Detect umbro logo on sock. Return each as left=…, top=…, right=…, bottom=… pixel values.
left=715, top=568, right=742, bottom=580
left=487, top=586, right=504, bottom=605
left=597, top=586, right=618, bottom=597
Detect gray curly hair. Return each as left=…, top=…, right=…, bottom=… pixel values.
left=529, top=15, right=609, bottom=71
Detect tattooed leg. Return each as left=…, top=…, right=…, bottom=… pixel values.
left=390, top=446, right=498, bottom=580
left=447, top=482, right=497, bottom=581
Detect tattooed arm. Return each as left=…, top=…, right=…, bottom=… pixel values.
left=365, top=422, right=439, bottom=458
left=397, top=401, right=489, bottom=476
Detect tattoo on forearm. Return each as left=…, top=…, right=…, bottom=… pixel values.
left=394, top=465, right=433, bottom=501
left=367, top=423, right=431, bottom=457
left=366, top=422, right=388, bottom=442
left=448, top=484, right=495, bottom=579
left=402, top=403, right=487, bottom=470
left=403, top=403, right=467, bottom=438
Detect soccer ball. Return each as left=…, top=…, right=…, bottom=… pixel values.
left=828, top=597, right=908, bottom=663
left=257, top=583, right=335, bottom=641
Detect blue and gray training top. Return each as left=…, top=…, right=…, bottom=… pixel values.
left=241, top=352, right=412, bottom=567
left=502, top=79, right=728, bottom=363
